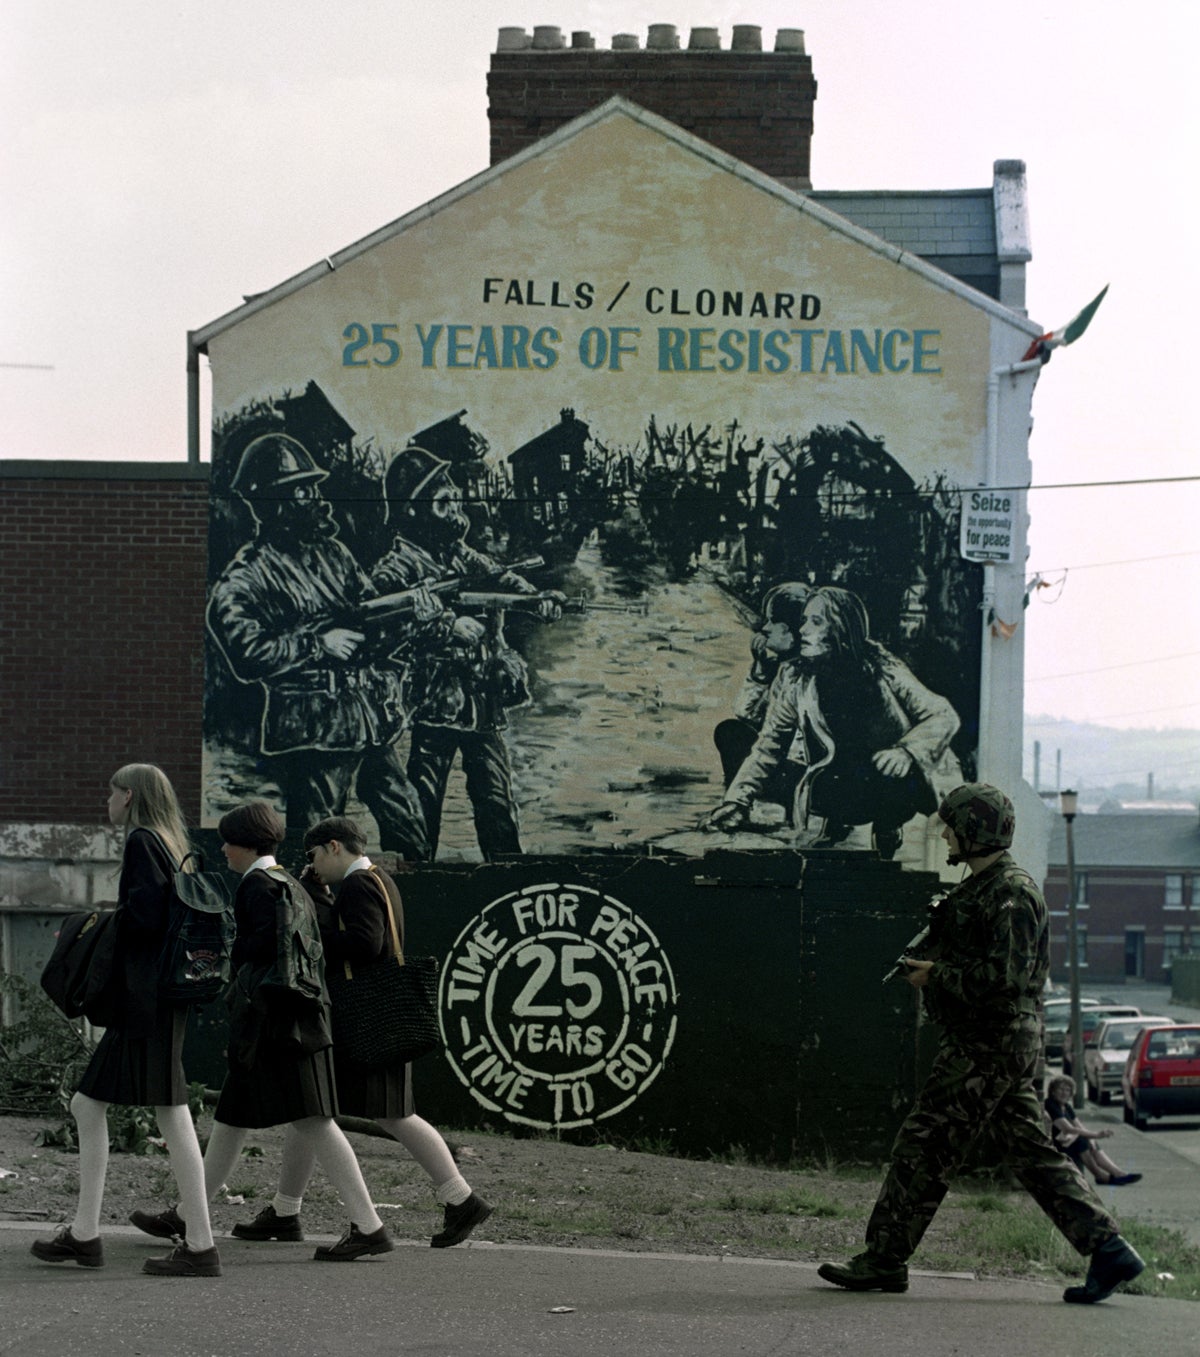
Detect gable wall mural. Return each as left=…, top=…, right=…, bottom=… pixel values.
left=197, top=109, right=1035, bottom=1149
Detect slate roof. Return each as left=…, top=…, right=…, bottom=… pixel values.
left=807, top=189, right=1000, bottom=299
left=1047, top=813, right=1200, bottom=870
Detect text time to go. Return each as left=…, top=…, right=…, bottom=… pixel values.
left=439, top=884, right=678, bottom=1130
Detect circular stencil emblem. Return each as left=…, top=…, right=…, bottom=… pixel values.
left=439, top=882, right=678, bottom=1129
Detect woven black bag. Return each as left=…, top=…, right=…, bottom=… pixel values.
left=326, top=872, right=442, bottom=1070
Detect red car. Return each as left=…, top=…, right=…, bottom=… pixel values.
left=1121, top=1024, right=1200, bottom=1131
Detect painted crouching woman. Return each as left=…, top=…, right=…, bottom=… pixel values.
left=704, top=586, right=963, bottom=858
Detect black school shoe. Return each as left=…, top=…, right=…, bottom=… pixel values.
left=1063, top=1235, right=1146, bottom=1304
left=312, top=1223, right=394, bottom=1262
left=431, top=1193, right=494, bottom=1248
left=231, top=1203, right=304, bottom=1242
left=143, top=1243, right=222, bottom=1277
left=130, top=1206, right=186, bottom=1240
left=30, top=1226, right=104, bottom=1268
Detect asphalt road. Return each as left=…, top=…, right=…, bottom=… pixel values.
left=2, top=1226, right=1198, bottom=1357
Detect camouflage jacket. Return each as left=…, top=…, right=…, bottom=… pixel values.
left=921, top=852, right=1049, bottom=1051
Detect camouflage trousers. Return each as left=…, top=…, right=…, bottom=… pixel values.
left=865, top=1040, right=1119, bottom=1264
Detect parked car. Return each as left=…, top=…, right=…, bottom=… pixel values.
left=1043, top=997, right=1101, bottom=1061
left=1082, top=1015, right=1173, bottom=1103
left=1061, top=1005, right=1143, bottom=1078
left=1122, top=1024, right=1200, bottom=1130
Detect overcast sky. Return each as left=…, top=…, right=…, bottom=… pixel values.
left=4, top=1, right=1198, bottom=767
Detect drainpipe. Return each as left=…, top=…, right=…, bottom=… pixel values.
left=187, top=332, right=201, bottom=466
left=978, top=356, right=1042, bottom=781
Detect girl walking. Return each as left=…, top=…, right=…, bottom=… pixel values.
left=31, top=764, right=219, bottom=1276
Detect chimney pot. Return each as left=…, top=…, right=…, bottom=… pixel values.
left=612, top=32, right=641, bottom=51
left=496, top=26, right=530, bottom=52
left=532, top=25, right=565, bottom=50
left=688, top=27, right=721, bottom=50
left=571, top=31, right=595, bottom=49
left=647, top=24, right=679, bottom=51
left=731, top=24, right=763, bottom=52
left=775, top=28, right=806, bottom=54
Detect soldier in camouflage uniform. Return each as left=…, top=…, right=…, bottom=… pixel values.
left=819, top=783, right=1146, bottom=1305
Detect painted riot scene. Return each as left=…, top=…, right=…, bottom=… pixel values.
left=203, top=380, right=980, bottom=866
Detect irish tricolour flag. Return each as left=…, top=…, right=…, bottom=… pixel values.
left=1021, top=285, right=1109, bottom=362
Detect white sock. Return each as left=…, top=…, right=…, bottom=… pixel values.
left=156, top=1104, right=214, bottom=1251
left=375, top=1116, right=469, bottom=1202
left=273, top=1192, right=304, bottom=1218
left=291, top=1117, right=382, bottom=1233
left=69, top=1092, right=109, bottom=1240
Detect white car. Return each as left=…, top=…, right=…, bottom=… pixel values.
left=1083, top=1015, right=1173, bottom=1103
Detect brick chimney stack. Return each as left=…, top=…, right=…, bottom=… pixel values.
left=488, top=24, right=817, bottom=189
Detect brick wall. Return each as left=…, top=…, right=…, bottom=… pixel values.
left=488, top=47, right=817, bottom=186
left=0, top=466, right=209, bottom=824
left=1045, top=864, right=1196, bottom=983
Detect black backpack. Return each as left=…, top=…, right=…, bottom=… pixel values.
left=256, top=865, right=326, bottom=1010
left=146, top=831, right=235, bottom=1006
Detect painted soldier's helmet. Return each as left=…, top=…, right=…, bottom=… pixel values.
left=383, top=445, right=452, bottom=524
left=937, top=783, right=1016, bottom=851
left=231, top=433, right=326, bottom=497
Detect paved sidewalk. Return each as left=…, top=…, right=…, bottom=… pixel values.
left=2, top=1223, right=1196, bottom=1357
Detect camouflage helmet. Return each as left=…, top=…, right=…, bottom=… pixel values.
left=231, top=433, right=326, bottom=497
left=937, top=783, right=1015, bottom=851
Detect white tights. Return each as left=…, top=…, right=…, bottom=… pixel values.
left=205, top=1118, right=382, bottom=1233
left=273, top=1115, right=471, bottom=1216
left=69, top=1092, right=214, bottom=1250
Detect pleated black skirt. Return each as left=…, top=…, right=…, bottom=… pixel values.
left=214, top=1044, right=339, bottom=1129
left=333, top=1055, right=414, bottom=1121
left=76, top=1005, right=189, bottom=1107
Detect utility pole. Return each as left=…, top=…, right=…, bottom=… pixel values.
left=1061, top=789, right=1085, bottom=1104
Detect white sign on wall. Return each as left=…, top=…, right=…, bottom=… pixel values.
left=960, top=487, right=1017, bottom=563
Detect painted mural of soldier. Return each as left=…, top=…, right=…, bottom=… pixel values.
left=372, top=446, right=562, bottom=861
left=702, top=585, right=962, bottom=858
left=206, top=433, right=445, bottom=856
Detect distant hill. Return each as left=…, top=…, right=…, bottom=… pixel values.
left=1023, top=717, right=1200, bottom=808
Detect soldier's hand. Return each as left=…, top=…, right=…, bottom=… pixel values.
left=902, top=958, right=933, bottom=989
left=411, top=584, right=443, bottom=623
left=700, top=801, right=749, bottom=832
left=451, top=615, right=487, bottom=645
left=320, top=627, right=365, bottom=660
left=536, top=590, right=565, bottom=622
left=873, top=746, right=915, bottom=777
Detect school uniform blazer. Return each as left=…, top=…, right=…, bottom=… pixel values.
left=114, top=828, right=175, bottom=1038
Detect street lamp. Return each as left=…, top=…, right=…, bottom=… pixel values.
left=1060, top=789, right=1085, bottom=1104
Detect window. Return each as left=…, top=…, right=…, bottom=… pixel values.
left=1074, top=871, right=1088, bottom=906
left=560, top=454, right=571, bottom=472
left=1163, top=928, right=1185, bottom=969
left=1166, top=874, right=1184, bottom=909
left=1071, top=923, right=1088, bottom=968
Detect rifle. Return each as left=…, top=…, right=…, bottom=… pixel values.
left=881, top=927, right=931, bottom=986
left=881, top=895, right=948, bottom=985
left=454, top=591, right=650, bottom=618
left=320, top=558, right=547, bottom=632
